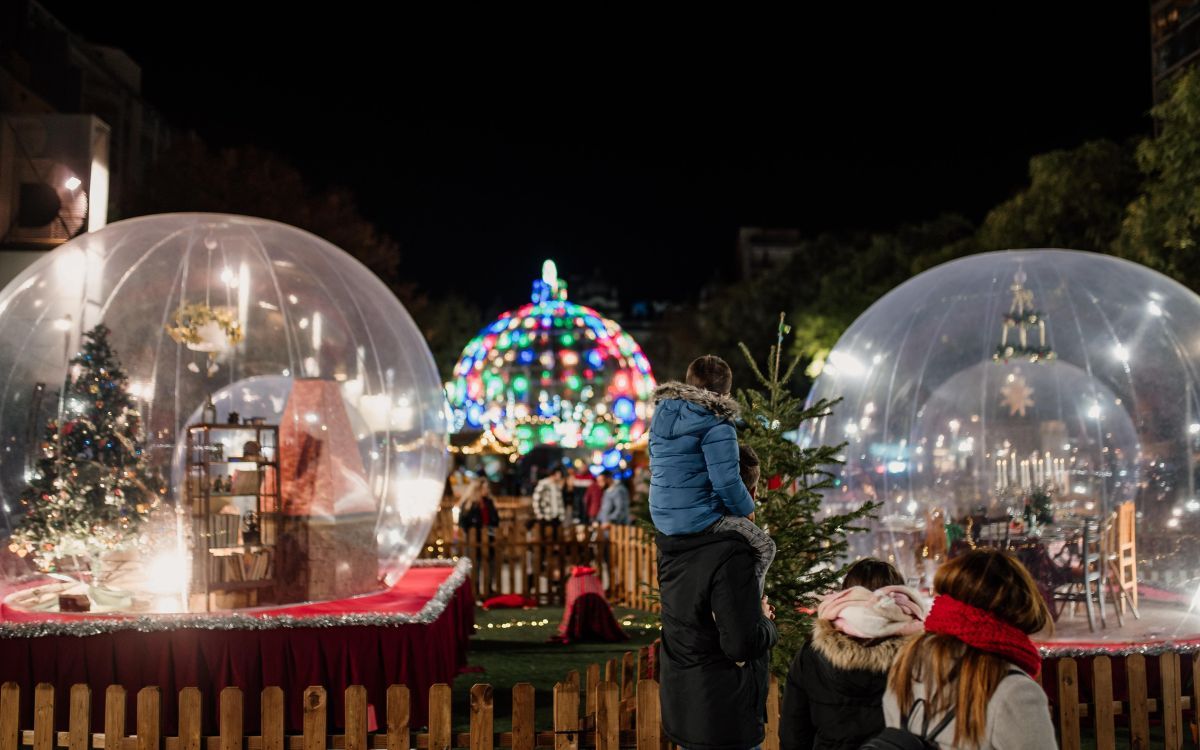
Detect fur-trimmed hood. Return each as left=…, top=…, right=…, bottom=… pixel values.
left=809, top=618, right=906, bottom=673
left=652, top=381, right=740, bottom=421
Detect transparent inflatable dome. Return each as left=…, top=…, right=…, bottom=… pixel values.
left=0, top=214, right=447, bottom=613
left=802, top=249, right=1200, bottom=589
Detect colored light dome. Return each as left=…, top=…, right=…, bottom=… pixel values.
left=447, top=261, right=655, bottom=454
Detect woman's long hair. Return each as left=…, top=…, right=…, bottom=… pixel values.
left=888, top=549, right=1051, bottom=748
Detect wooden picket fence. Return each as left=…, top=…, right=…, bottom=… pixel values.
left=0, top=679, right=668, bottom=750
left=423, top=521, right=659, bottom=613
left=1048, top=651, right=1198, bottom=750
left=11, top=650, right=1200, bottom=749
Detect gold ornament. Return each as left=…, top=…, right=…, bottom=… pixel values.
left=165, top=303, right=244, bottom=353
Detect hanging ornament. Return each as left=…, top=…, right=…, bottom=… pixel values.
left=994, top=268, right=1055, bottom=363
left=166, top=303, right=244, bottom=354
left=999, top=369, right=1036, bottom=417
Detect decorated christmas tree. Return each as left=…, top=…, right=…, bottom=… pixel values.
left=8, top=324, right=161, bottom=571
left=737, top=315, right=877, bottom=677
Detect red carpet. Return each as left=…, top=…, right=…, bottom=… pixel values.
left=0, top=561, right=474, bottom=734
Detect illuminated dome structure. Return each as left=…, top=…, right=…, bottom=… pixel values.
left=0, top=214, right=448, bottom=614
left=447, top=261, right=655, bottom=459
left=802, top=250, right=1200, bottom=588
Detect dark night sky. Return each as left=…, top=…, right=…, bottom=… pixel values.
left=41, top=4, right=1153, bottom=307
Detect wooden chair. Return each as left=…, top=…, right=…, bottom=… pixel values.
left=1106, top=501, right=1140, bottom=619
left=1053, top=518, right=1107, bottom=632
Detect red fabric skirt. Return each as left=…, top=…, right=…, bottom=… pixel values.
left=0, top=567, right=474, bottom=734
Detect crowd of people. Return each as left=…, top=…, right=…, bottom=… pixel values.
left=454, top=350, right=1059, bottom=748
left=648, top=355, right=1056, bottom=750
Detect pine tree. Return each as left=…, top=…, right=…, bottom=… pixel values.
left=737, top=315, right=877, bottom=677
left=8, top=325, right=161, bottom=571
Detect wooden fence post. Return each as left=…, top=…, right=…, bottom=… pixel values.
left=585, top=663, right=601, bottom=724
left=260, top=688, right=284, bottom=750
left=1160, top=652, right=1183, bottom=750
left=136, top=687, right=160, bottom=750
left=1057, top=658, right=1080, bottom=750
left=511, top=683, right=535, bottom=750
left=67, top=685, right=89, bottom=750
left=621, top=653, right=636, bottom=703
left=219, top=688, right=243, bottom=750
left=1091, top=656, right=1115, bottom=750
left=595, top=682, right=619, bottom=750
left=104, top=686, right=126, bottom=750
left=469, top=685, right=494, bottom=750
left=386, top=686, right=410, bottom=750
left=553, top=681, right=579, bottom=750
left=635, top=680, right=661, bottom=750
left=178, top=689, right=202, bottom=750
left=0, top=683, right=18, bottom=750
left=763, top=675, right=781, bottom=750
left=428, top=684, right=452, bottom=750
left=1127, top=654, right=1150, bottom=749
left=302, top=687, right=327, bottom=750
left=32, top=684, right=53, bottom=750
left=345, top=686, right=368, bottom=750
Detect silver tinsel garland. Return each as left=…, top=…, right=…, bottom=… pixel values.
left=0, top=558, right=471, bottom=638
left=1039, top=637, right=1200, bottom=659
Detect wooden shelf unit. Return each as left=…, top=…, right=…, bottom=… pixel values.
left=184, top=423, right=281, bottom=611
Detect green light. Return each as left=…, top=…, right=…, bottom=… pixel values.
left=512, top=375, right=529, bottom=392
left=566, top=375, right=582, bottom=390
left=560, top=333, right=574, bottom=346
left=586, top=424, right=612, bottom=448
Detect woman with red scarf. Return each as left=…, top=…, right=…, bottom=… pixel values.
left=880, top=549, right=1054, bottom=750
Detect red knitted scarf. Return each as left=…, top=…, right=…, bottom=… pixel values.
left=923, top=595, right=1042, bottom=677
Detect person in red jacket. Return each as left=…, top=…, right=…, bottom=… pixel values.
left=584, top=471, right=605, bottom=523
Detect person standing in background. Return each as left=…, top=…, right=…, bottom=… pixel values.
left=596, top=471, right=631, bottom=525
left=572, top=459, right=595, bottom=523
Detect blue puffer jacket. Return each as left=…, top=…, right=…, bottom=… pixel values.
left=649, top=382, right=755, bottom=535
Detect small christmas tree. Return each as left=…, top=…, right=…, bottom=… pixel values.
left=8, top=324, right=161, bottom=571
left=737, top=315, right=877, bottom=677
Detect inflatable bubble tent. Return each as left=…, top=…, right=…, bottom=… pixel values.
left=801, top=249, right=1200, bottom=588
left=0, top=214, right=448, bottom=613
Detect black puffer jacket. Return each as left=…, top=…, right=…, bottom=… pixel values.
left=779, top=619, right=908, bottom=750
left=657, top=530, right=778, bottom=750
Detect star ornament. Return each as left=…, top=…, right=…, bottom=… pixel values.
left=1000, top=371, right=1035, bottom=417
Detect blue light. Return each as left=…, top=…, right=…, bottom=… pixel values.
left=612, top=396, right=636, bottom=424
left=587, top=349, right=604, bottom=369
left=518, top=350, right=535, bottom=365
left=538, top=401, right=556, bottom=417
left=466, top=404, right=483, bottom=428
left=602, top=449, right=622, bottom=469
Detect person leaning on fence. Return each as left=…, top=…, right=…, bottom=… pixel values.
left=655, top=434, right=778, bottom=750
left=779, top=559, right=926, bottom=750
left=866, top=549, right=1055, bottom=750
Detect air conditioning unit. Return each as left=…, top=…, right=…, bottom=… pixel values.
left=0, top=114, right=110, bottom=248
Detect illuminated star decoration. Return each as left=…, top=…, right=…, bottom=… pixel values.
left=999, top=370, right=1035, bottom=418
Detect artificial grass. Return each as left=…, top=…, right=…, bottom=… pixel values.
left=448, top=605, right=660, bottom=732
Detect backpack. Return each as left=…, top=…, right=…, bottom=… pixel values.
left=859, top=699, right=953, bottom=750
